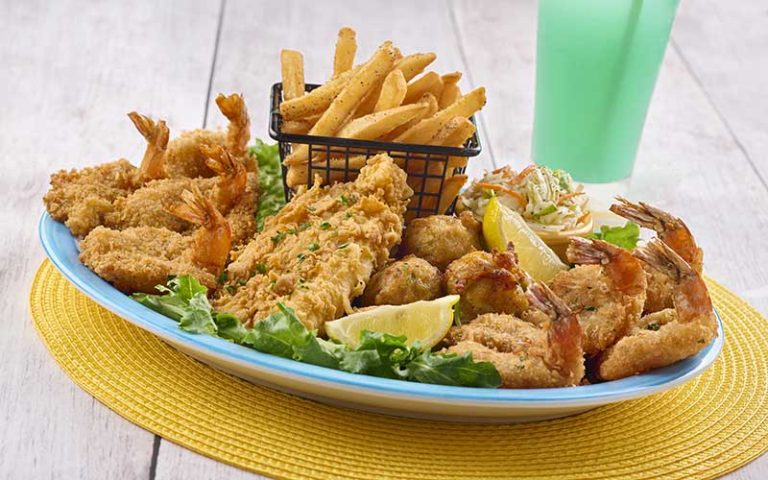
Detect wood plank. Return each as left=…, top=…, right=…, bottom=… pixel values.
left=154, top=441, right=264, bottom=480
left=0, top=0, right=221, bottom=478
left=673, top=0, right=768, bottom=185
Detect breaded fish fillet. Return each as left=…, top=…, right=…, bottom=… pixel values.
left=214, top=154, right=413, bottom=331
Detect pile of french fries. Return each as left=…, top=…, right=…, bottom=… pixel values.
left=279, top=27, right=487, bottom=214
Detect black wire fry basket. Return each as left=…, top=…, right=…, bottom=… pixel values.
left=269, top=82, right=482, bottom=219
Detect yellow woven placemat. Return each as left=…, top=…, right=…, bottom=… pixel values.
left=29, top=260, right=768, bottom=480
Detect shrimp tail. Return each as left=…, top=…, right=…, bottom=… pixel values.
left=128, top=112, right=169, bottom=181
left=609, top=196, right=671, bottom=232
left=566, top=237, right=619, bottom=265
left=215, top=93, right=251, bottom=159
left=567, top=237, right=646, bottom=296
left=168, top=185, right=231, bottom=273
left=200, top=143, right=247, bottom=210
left=611, top=197, right=703, bottom=271
left=635, top=239, right=713, bottom=323
left=527, top=282, right=583, bottom=378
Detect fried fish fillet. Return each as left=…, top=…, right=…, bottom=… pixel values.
left=214, top=154, right=413, bottom=331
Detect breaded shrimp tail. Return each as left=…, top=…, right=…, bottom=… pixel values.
left=168, top=185, right=231, bottom=274
left=610, top=196, right=703, bottom=271
left=635, top=240, right=713, bottom=323
left=127, top=111, right=169, bottom=181
left=567, top=237, right=646, bottom=297
left=527, top=282, right=583, bottom=380
left=215, top=93, right=251, bottom=159
left=200, top=143, right=247, bottom=211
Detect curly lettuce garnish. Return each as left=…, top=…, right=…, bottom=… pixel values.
left=588, top=222, right=641, bottom=250
left=250, top=140, right=285, bottom=232
left=132, top=276, right=501, bottom=388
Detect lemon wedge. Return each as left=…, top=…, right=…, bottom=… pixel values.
left=482, top=196, right=567, bottom=282
left=325, top=295, right=460, bottom=349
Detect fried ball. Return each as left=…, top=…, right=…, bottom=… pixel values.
left=360, top=255, right=443, bottom=306
left=400, top=212, right=482, bottom=270
left=444, top=249, right=529, bottom=322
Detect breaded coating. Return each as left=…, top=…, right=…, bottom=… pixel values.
left=79, top=187, right=232, bottom=294
left=360, top=255, right=442, bottom=306
left=443, top=283, right=584, bottom=388
left=43, top=159, right=142, bottom=237
left=80, top=226, right=215, bottom=293
left=103, top=144, right=259, bottom=245
left=214, top=154, right=413, bottom=331
left=596, top=240, right=718, bottom=380
left=549, top=238, right=646, bottom=357
left=400, top=211, right=482, bottom=270
left=444, top=249, right=529, bottom=323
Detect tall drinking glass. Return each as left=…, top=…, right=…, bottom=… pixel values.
left=532, top=0, right=680, bottom=183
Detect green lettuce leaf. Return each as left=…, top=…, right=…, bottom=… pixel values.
left=406, top=351, right=502, bottom=387
left=250, top=140, right=285, bottom=232
left=132, top=275, right=217, bottom=334
left=588, top=222, right=641, bottom=250
left=132, top=277, right=501, bottom=388
left=242, top=304, right=340, bottom=368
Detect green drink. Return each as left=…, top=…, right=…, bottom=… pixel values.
left=533, top=0, right=679, bottom=183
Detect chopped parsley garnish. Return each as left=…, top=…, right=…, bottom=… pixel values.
left=271, top=231, right=286, bottom=244
left=225, top=285, right=237, bottom=295
left=297, top=253, right=306, bottom=262
left=217, top=271, right=228, bottom=284
left=646, top=323, right=660, bottom=331
left=298, top=222, right=311, bottom=231
left=308, top=242, right=320, bottom=252
left=255, top=263, right=268, bottom=274
left=320, top=222, right=332, bottom=230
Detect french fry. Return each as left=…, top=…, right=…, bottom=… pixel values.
left=333, top=27, right=357, bottom=77
left=439, top=72, right=462, bottom=109
left=281, top=119, right=313, bottom=135
left=280, top=49, right=305, bottom=101
left=394, top=87, right=486, bottom=144
left=373, top=70, right=407, bottom=112
left=394, top=53, right=437, bottom=81
left=279, top=66, right=359, bottom=121
left=429, top=116, right=475, bottom=146
left=353, top=52, right=437, bottom=117
left=284, top=42, right=397, bottom=166
left=402, top=72, right=443, bottom=105
left=287, top=155, right=369, bottom=187
left=437, top=174, right=468, bottom=213
left=382, top=93, right=438, bottom=141
left=337, top=103, right=428, bottom=140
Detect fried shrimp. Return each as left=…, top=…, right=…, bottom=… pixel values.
left=444, top=248, right=530, bottom=322
left=443, top=283, right=584, bottom=388
left=596, top=239, right=718, bottom=380
left=103, top=144, right=257, bottom=244
left=42, top=113, right=172, bottom=237
left=360, top=255, right=442, bottom=306
left=127, top=112, right=170, bottom=181
left=549, top=238, right=646, bottom=357
left=214, top=154, right=413, bottom=331
left=79, top=186, right=231, bottom=293
left=164, top=93, right=252, bottom=178
left=400, top=211, right=483, bottom=270
left=610, top=197, right=703, bottom=313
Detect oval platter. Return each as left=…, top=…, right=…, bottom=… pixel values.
left=38, top=213, right=724, bottom=423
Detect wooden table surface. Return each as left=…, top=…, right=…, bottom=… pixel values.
left=2, top=0, right=766, bottom=478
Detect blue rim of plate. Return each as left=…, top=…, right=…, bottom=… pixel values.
left=38, top=212, right=724, bottom=407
